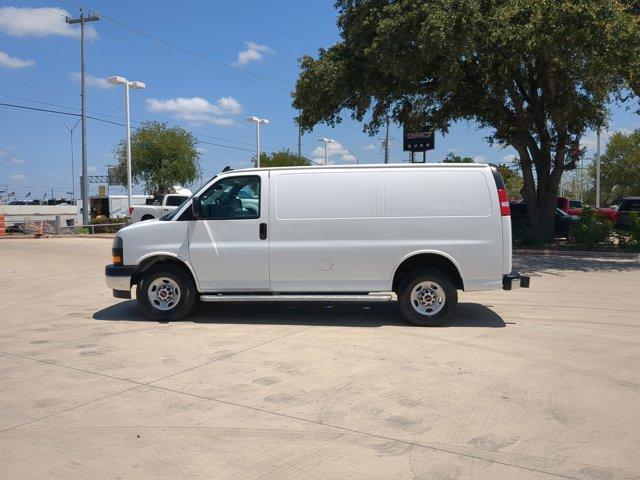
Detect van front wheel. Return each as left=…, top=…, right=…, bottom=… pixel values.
left=137, top=264, right=196, bottom=321
left=398, top=268, right=458, bottom=326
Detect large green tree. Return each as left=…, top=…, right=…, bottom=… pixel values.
left=112, top=121, right=200, bottom=197
left=254, top=148, right=312, bottom=168
left=497, top=164, right=524, bottom=201
left=293, top=0, right=640, bottom=240
left=585, top=129, right=640, bottom=205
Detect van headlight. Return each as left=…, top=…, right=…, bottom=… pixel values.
left=112, top=236, right=123, bottom=265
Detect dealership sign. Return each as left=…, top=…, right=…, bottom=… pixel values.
left=403, top=126, right=435, bottom=152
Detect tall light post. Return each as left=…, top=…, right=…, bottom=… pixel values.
left=59, top=119, right=80, bottom=205
left=107, top=75, right=146, bottom=213
left=246, top=116, right=269, bottom=167
left=595, top=127, right=601, bottom=209
left=318, top=138, right=336, bottom=165
left=344, top=147, right=359, bottom=164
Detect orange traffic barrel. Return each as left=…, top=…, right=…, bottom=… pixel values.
left=0, top=214, right=5, bottom=236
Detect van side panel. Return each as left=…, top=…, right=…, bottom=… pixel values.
left=383, top=169, right=502, bottom=291
left=268, top=167, right=503, bottom=292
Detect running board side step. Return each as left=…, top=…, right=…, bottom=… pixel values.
left=200, top=292, right=397, bottom=303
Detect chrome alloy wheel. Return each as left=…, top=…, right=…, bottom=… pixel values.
left=410, top=281, right=446, bottom=316
left=148, top=277, right=181, bottom=311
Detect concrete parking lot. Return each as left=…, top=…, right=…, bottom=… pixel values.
left=0, top=238, right=639, bottom=479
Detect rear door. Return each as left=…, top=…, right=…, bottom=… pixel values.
left=188, top=173, right=269, bottom=291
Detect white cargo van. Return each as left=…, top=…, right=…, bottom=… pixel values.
left=106, top=164, right=529, bottom=326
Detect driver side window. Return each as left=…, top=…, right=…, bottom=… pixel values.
left=199, top=176, right=260, bottom=220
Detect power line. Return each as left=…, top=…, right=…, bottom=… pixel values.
left=95, top=26, right=290, bottom=92
left=0, top=102, right=263, bottom=153
left=53, top=0, right=292, bottom=88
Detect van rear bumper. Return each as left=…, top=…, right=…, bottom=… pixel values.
left=502, top=272, right=530, bottom=291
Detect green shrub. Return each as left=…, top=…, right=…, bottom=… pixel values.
left=89, top=216, right=128, bottom=234
left=627, top=211, right=640, bottom=250
left=568, top=208, right=613, bottom=250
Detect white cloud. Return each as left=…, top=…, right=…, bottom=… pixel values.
left=581, top=128, right=631, bottom=152
left=447, top=148, right=459, bottom=153
left=0, top=7, right=97, bottom=39
left=363, top=144, right=375, bottom=151
left=312, top=141, right=358, bottom=165
left=232, top=41, right=274, bottom=66
left=0, top=50, right=35, bottom=68
left=6, top=158, right=25, bottom=165
left=502, top=154, right=517, bottom=163
left=9, top=174, right=26, bottom=182
left=87, top=165, right=97, bottom=173
left=146, top=96, right=242, bottom=126
left=472, top=155, right=487, bottom=163
left=68, top=72, right=114, bottom=89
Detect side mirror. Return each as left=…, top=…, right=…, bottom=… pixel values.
left=191, top=196, right=202, bottom=219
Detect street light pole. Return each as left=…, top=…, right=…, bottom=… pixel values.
left=107, top=76, right=145, bottom=213
left=345, top=147, right=359, bottom=164
left=595, top=127, right=601, bottom=209
left=59, top=119, right=80, bottom=205
left=124, top=81, right=132, bottom=209
left=58, top=119, right=80, bottom=205
left=246, top=116, right=269, bottom=167
left=318, top=138, right=336, bottom=165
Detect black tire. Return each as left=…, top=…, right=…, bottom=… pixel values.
left=397, top=268, right=458, bottom=326
left=136, top=264, right=197, bottom=321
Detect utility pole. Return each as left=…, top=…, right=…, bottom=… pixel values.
left=384, top=117, right=390, bottom=164
left=595, top=127, right=601, bottom=209
left=297, top=123, right=302, bottom=158
left=66, top=8, right=99, bottom=225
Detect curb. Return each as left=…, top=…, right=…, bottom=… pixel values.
left=514, top=249, right=639, bottom=259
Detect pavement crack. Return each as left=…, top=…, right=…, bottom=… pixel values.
left=144, top=383, right=582, bottom=480
left=0, top=385, right=141, bottom=434
left=145, top=325, right=316, bottom=385
left=0, top=326, right=315, bottom=433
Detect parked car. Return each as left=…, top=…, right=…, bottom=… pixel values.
left=511, top=202, right=580, bottom=237
left=106, top=163, right=529, bottom=326
left=614, top=196, right=640, bottom=230
left=129, top=192, right=191, bottom=223
left=557, top=196, right=618, bottom=222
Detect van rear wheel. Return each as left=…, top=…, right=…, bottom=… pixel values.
left=137, top=264, right=196, bottom=321
left=398, top=268, right=458, bottom=326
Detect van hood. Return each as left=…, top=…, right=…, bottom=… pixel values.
left=118, top=218, right=162, bottom=236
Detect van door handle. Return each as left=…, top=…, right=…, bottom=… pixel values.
left=259, top=223, right=267, bottom=240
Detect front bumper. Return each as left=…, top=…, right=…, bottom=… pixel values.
left=105, top=264, right=135, bottom=298
left=502, top=271, right=530, bottom=291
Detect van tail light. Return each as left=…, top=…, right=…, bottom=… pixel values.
left=497, top=188, right=510, bottom=216
left=128, top=207, right=134, bottom=216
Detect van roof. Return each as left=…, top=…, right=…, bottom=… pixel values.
left=224, top=162, right=491, bottom=174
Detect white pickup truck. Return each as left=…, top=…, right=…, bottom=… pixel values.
left=129, top=192, right=191, bottom=223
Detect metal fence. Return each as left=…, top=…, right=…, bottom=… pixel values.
left=4, top=215, right=127, bottom=236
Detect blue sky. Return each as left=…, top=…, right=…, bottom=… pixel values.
left=1, top=0, right=639, bottom=199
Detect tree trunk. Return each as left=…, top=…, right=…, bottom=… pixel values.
left=517, top=147, right=561, bottom=243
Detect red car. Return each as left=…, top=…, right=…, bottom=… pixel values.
left=557, top=197, right=618, bottom=222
